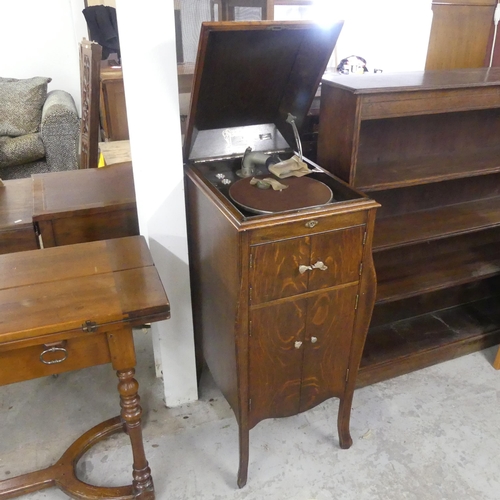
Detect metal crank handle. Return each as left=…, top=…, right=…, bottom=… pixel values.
left=299, top=261, right=328, bottom=274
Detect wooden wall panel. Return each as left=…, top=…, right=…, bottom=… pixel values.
left=426, top=1, right=496, bottom=70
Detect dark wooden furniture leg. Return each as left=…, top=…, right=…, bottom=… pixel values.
left=117, top=368, right=154, bottom=498
left=237, top=424, right=250, bottom=489
left=109, top=327, right=154, bottom=499
left=337, top=395, right=354, bottom=449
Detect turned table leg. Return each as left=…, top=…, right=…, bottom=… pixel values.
left=117, top=367, right=154, bottom=499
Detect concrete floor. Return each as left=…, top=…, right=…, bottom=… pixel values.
left=1, top=331, right=499, bottom=500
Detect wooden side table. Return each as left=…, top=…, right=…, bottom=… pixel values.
left=0, top=179, right=38, bottom=255
left=0, top=236, right=170, bottom=499
left=32, top=164, right=139, bottom=247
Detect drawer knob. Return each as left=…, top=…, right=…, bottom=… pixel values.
left=305, top=220, right=318, bottom=228
left=294, top=341, right=303, bottom=349
left=299, top=261, right=328, bottom=274
left=311, top=337, right=318, bottom=344
left=40, top=346, right=68, bottom=365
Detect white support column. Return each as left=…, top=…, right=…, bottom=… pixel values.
left=116, top=0, right=198, bottom=406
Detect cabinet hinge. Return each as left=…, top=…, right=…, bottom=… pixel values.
left=355, top=294, right=359, bottom=310
left=345, top=368, right=350, bottom=382
left=362, top=231, right=368, bottom=246
left=249, top=253, right=254, bottom=269
left=249, top=398, right=252, bottom=411
left=82, top=320, right=98, bottom=333
left=359, top=262, right=363, bottom=276
left=249, top=287, right=253, bottom=303
left=249, top=320, right=252, bottom=337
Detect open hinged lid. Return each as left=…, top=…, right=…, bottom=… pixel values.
left=0, top=236, right=170, bottom=343
left=184, top=20, right=343, bottom=163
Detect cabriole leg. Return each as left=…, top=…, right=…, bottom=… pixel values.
left=237, top=424, right=249, bottom=488
left=337, top=394, right=354, bottom=449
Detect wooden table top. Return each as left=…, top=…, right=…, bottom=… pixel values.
left=0, top=236, right=170, bottom=344
left=0, top=179, right=33, bottom=231
left=32, top=164, right=136, bottom=221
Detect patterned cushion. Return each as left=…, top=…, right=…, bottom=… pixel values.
left=0, top=76, right=51, bottom=137
left=0, top=133, right=45, bottom=168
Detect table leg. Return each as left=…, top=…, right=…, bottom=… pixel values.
left=117, top=368, right=154, bottom=499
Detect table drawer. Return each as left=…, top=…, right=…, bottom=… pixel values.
left=39, top=209, right=139, bottom=247
left=0, top=332, right=111, bottom=385
left=0, top=226, right=38, bottom=255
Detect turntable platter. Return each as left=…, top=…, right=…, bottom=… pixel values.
left=229, top=175, right=333, bottom=214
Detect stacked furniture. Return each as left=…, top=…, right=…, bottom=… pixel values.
left=317, top=68, right=500, bottom=384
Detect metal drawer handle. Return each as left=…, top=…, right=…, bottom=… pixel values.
left=305, top=220, right=318, bottom=228
left=299, top=261, right=328, bottom=274
left=40, top=347, right=68, bottom=365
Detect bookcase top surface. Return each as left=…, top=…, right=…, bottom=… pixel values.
left=322, top=67, right=500, bottom=94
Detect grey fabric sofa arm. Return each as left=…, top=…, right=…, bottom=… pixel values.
left=41, top=90, right=80, bottom=172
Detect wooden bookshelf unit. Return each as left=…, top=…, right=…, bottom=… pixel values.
left=317, top=68, right=500, bottom=386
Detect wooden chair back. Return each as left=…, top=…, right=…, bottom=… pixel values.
left=79, top=39, right=102, bottom=169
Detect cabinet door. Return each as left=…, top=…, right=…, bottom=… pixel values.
left=299, top=284, right=358, bottom=413
left=250, top=226, right=365, bottom=305
left=250, top=237, right=310, bottom=304
left=248, top=298, right=307, bottom=427
left=248, top=284, right=359, bottom=425
left=308, top=226, right=365, bottom=290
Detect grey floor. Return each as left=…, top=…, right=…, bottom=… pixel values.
left=1, top=330, right=499, bottom=500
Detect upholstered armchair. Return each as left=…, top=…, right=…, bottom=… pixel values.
left=0, top=77, right=79, bottom=180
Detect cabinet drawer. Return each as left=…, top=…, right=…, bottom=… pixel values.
left=0, top=332, right=111, bottom=385
left=250, top=225, right=365, bottom=305
left=249, top=210, right=367, bottom=245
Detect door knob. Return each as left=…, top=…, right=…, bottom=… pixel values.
left=310, top=337, right=318, bottom=344
left=294, top=341, right=303, bottom=349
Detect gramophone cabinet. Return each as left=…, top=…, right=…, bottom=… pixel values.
left=183, top=21, right=380, bottom=487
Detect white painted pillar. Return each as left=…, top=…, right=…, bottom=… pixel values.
left=116, top=0, right=198, bottom=406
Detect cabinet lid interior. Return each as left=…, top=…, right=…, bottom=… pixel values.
left=184, top=20, right=343, bottom=162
